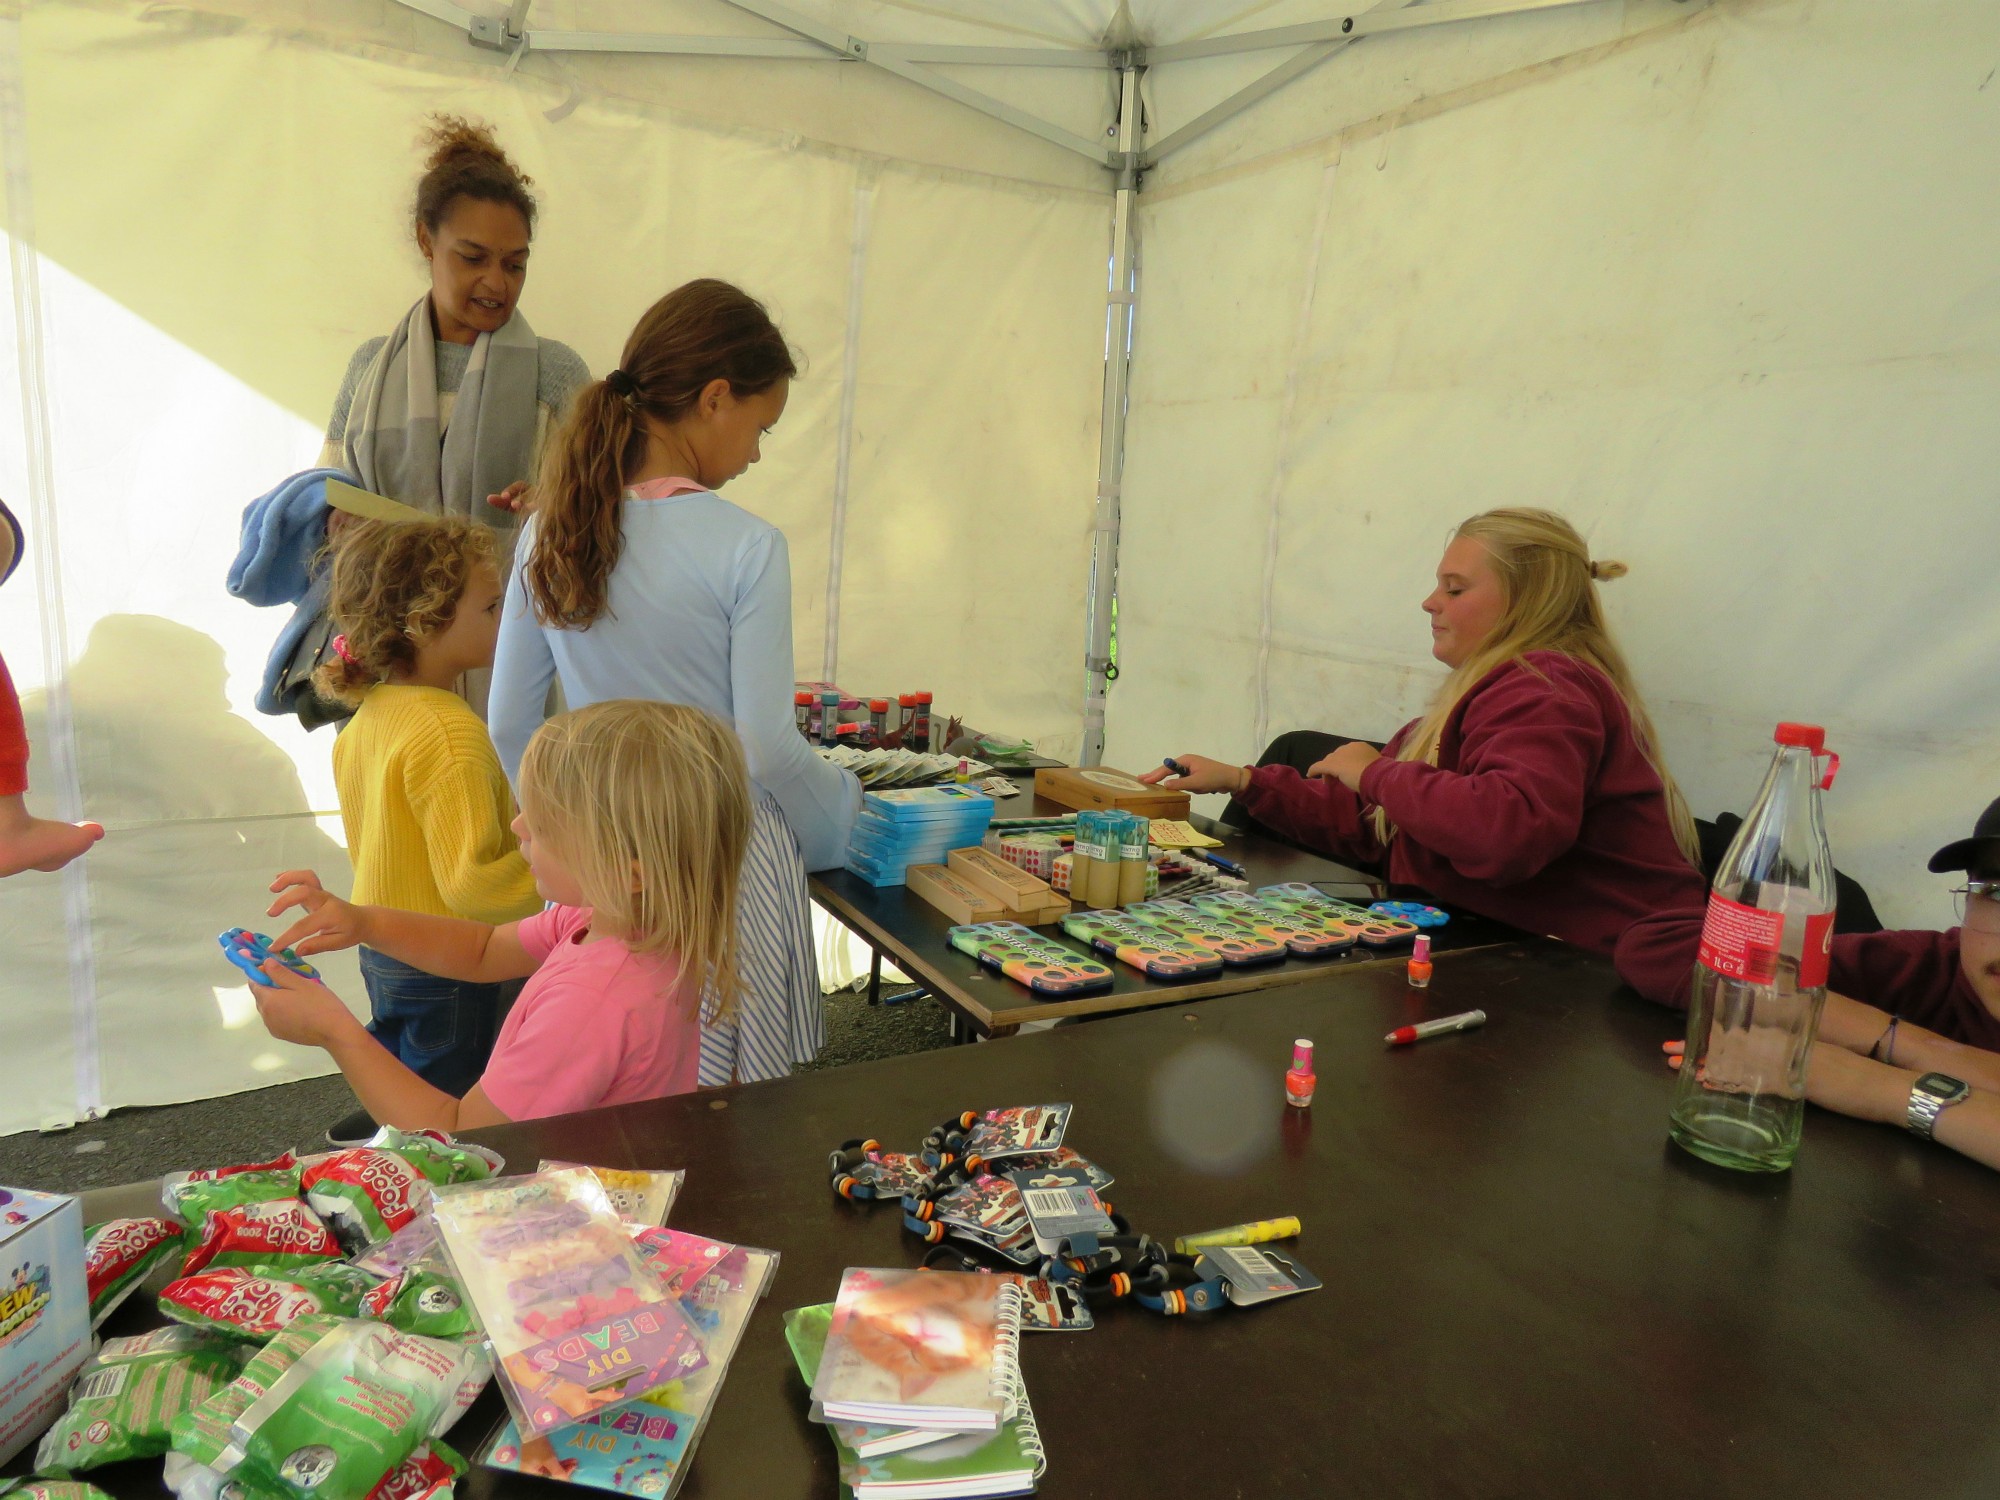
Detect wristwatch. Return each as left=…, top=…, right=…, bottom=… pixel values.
left=1906, top=1072, right=1972, bottom=1140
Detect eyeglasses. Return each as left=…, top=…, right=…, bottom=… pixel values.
left=1951, top=883, right=2000, bottom=935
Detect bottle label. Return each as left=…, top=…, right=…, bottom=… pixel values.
left=1696, top=894, right=1786, bottom=984
left=1799, top=910, right=1835, bottom=989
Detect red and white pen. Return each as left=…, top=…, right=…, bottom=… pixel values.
left=1385, top=1009, right=1487, bottom=1046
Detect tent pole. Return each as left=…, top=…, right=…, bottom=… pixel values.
left=1081, top=60, right=1141, bottom=768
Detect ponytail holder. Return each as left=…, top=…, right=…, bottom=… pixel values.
left=331, top=634, right=359, bottom=667
left=605, top=368, right=638, bottom=399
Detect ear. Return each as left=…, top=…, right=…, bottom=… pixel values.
left=629, top=858, right=644, bottom=895
left=416, top=223, right=435, bottom=259
left=700, top=377, right=733, bottom=415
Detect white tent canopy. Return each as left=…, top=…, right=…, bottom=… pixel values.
left=5, top=0, right=1995, bottom=1136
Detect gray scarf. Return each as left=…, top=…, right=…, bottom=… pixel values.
left=341, top=295, right=541, bottom=530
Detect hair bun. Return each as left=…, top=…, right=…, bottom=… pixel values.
left=419, top=113, right=524, bottom=181
left=1588, top=558, right=1629, bottom=582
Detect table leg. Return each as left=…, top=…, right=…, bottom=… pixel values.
left=867, top=949, right=882, bottom=1006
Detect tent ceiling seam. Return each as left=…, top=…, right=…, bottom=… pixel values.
left=823, top=167, right=879, bottom=684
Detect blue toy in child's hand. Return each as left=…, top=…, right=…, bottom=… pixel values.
left=218, top=928, right=322, bottom=984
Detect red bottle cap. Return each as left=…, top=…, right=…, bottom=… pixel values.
left=1773, top=722, right=1825, bottom=750
left=899, top=693, right=917, bottom=706
left=915, top=691, right=933, bottom=705
left=870, top=698, right=889, bottom=712
left=794, top=691, right=813, bottom=704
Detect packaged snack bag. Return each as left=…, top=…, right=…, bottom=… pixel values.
left=0, top=1482, right=115, bottom=1500
left=181, top=1201, right=341, bottom=1276
left=359, top=1270, right=478, bottom=1341
left=163, top=1442, right=463, bottom=1500
left=82, top=1217, right=186, bottom=1326
left=302, top=1151, right=445, bottom=1253
left=163, top=1167, right=302, bottom=1228
left=171, top=1317, right=486, bottom=1500
left=34, top=1326, right=250, bottom=1472
left=159, top=1263, right=384, bottom=1341
left=372, top=1131, right=503, bottom=1186
left=431, top=1169, right=708, bottom=1439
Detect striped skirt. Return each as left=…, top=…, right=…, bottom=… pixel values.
left=698, top=787, right=823, bottom=1085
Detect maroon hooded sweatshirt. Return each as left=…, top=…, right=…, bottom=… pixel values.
left=1236, top=651, right=1706, bottom=1003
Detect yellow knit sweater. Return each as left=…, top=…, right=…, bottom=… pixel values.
left=333, top=685, right=540, bottom=925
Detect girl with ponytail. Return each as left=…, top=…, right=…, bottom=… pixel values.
left=490, top=279, right=860, bottom=1085
left=1144, top=508, right=1708, bottom=1004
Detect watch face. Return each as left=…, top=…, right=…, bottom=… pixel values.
left=1916, top=1072, right=1972, bottom=1104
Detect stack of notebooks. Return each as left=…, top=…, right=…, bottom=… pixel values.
left=847, top=786, right=998, bottom=887
left=785, top=1268, right=1046, bottom=1499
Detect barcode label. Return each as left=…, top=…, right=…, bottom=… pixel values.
left=1022, top=1187, right=1084, bottom=1218
left=77, top=1365, right=129, bottom=1402
left=1229, top=1247, right=1277, bottom=1277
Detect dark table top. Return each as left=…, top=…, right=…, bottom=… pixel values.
left=70, top=941, right=2000, bottom=1499
left=808, top=779, right=1518, bottom=1035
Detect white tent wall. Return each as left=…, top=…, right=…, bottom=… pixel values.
left=1107, top=0, right=2000, bottom=938
left=0, top=0, right=1107, bottom=1135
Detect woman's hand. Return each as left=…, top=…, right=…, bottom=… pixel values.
left=250, top=961, right=365, bottom=1050
left=266, top=869, right=370, bottom=957
left=1307, top=742, right=1381, bottom=791
left=1137, top=755, right=1248, bottom=795
left=486, top=481, right=530, bottom=514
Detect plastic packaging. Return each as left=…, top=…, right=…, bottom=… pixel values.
left=1115, top=812, right=1150, bottom=906
left=1669, top=723, right=1841, bottom=1173
left=163, top=1168, right=303, bottom=1229
left=1078, top=811, right=1124, bottom=909
left=180, top=1200, right=341, bottom=1276
left=430, top=1169, right=709, bottom=1440
left=82, top=1217, right=187, bottom=1327
left=537, top=1162, right=684, bottom=1228
left=159, top=1262, right=385, bottom=1340
left=35, top=1327, right=250, bottom=1472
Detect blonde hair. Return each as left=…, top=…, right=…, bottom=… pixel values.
left=314, top=517, right=496, bottom=706
left=517, top=700, right=751, bottom=1022
left=1375, top=507, right=1699, bottom=865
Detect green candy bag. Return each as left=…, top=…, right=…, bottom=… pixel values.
left=367, top=1270, right=477, bottom=1341
left=1, top=1483, right=116, bottom=1500
left=34, top=1326, right=251, bottom=1474
left=163, top=1168, right=303, bottom=1229
left=159, top=1262, right=385, bottom=1341
left=172, top=1315, right=488, bottom=1500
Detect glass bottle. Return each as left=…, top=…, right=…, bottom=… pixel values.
left=1668, top=723, right=1841, bottom=1172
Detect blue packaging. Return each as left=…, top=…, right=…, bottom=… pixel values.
left=0, top=1184, right=90, bottom=1464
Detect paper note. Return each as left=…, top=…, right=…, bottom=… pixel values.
left=325, top=478, right=428, bottom=525
left=1149, top=819, right=1222, bottom=849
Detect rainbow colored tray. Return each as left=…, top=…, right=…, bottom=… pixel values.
left=1061, top=910, right=1226, bottom=979
left=1120, top=899, right=1290, bottom=966
left=1255, top=883, right=1421, bottom=946
left=1186, top=892, right=1359, bottom=958
left=946, top=920, right=1115, bottom=995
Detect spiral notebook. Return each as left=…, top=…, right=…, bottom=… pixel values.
left=786, top=1302, right=1046, bottom=1500
left=807, top=1269, right=1026, bottom=1432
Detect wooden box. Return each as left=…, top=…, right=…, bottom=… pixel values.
left=907, top=863, right=1006, bottom=925
left=949, top=845, right=1057, bottom=912
left=1033, top=765, right=1191, bottom=818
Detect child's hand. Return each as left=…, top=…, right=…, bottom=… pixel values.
left=486, top=481, right=530, bottom=514
left=1138, top=755, right=1245, bottom=794
left=266, top=869, right=368, bottom=956
left=250, top=960, right=364, bottom=1049
left=1307, top=742, right=1381, bottom=791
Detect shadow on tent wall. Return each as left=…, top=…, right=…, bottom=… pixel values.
left=0, top=613, right=355, bottom=1137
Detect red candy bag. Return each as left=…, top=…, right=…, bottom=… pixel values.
left=181, top=1199, right=340, bottom=1276
left=158, top=1262, right=382, bottom=1341
left=83, top=1216, right=186, bottom=1326
left=301, top=1149, right=438, bottom=1252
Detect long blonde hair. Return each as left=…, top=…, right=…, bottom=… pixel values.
left=1375, top=507, right=1698, bottom=865
left=517, top=700, right=751, bottom=1020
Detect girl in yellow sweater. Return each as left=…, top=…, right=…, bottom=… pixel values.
left=315, top=516, right=540, bottom=1137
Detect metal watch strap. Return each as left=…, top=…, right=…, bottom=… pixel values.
left=1907, top=1076, right=1968, bottom=1140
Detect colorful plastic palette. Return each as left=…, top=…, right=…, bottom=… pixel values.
left=1061, top=910, right=1225, bottom=979
left=1255, top=884, right=1420, bottom=947
left=1369, top=900, right=1450, bottom=928
left=1122, top=899, right=1289, bottom=966
left=1187, top=892, right=1359, bottom=958
left=947, top=921, right=1114, bottom=995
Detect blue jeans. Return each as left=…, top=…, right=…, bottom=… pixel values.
left=358, top=948, right=512, bottom=1098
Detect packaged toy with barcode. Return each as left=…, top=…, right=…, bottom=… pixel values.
left=1008, top=1166, right=1114, bottom=1256
left=1195, top=1244, right=1324, bottom=1306
left=168, top=1313, right=488, bottom=1500
left=961, top=1104, right=1072, bottom=1160
left=82, top=1216, right=186, bottom=1326
left=431, top=1168, right=709, bottom=1440
left=34, top=1326, right=250, bottom=1472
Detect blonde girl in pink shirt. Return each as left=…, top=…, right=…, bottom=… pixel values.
left=245, top=699, right=751, bottom=1127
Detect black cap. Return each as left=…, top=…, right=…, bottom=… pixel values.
left=1928, top=796, right=2000, bottom=877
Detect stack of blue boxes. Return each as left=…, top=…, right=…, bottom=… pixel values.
left=847, top=785, right=998, bottom=887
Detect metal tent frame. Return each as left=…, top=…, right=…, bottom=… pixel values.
left=394, top=0, right=1631, bottom=763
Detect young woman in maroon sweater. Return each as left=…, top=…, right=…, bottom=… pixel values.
left=1143, top=507, right=1706, bottom=1003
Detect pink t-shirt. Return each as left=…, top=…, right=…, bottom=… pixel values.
left=478, top=905, right=700, bottom=1122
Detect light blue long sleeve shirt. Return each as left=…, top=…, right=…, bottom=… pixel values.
left=489, top=489, right=860, bottom=872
